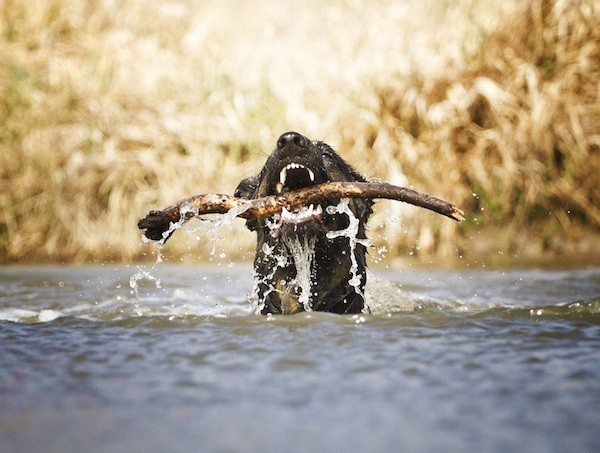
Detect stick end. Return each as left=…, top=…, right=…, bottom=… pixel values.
left=452, top=207, right=465, bottom=222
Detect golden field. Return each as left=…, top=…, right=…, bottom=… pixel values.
left=1, top=0, right=598, bottom=264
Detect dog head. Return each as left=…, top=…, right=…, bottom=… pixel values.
left=235, top=132, right=372, bottom=236
left=235, top=132, right=373, bottom=314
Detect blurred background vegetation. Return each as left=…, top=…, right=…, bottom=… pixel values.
left=1, top=0, right=598, bottom=265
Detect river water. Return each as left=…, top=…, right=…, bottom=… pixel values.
left=1, top=263, right=599, bottom=452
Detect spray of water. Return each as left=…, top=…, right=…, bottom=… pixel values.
left=282, top=236, right=317, bottom=311
left=326, top=199, right=372, bottom=299
left=251, top=198, right=371, bottom=312
left=132, top=201, right=252, bottom=312
left=251, top=246, right=288, bottom=314
left=136, top=198, right=373, bottom=314
left=129, top=266, right=162, bottom=315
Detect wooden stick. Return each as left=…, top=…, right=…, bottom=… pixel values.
left=138, top=182, right=464, bottom=241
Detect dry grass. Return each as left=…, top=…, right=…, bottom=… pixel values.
left=1, top=0, right=598, bottom=264
left=339, top=0, right=600, bottom=260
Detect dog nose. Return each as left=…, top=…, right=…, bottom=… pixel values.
left=276, top=132, right=308, bottom=150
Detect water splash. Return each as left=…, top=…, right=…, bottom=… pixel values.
left=251, top=236, right=317, bottom=313
left=252, top=199, right=373, bottom=312
left=157, top=201, right=200, bottom=244
left=129, top=265, right=162, bottom=316
left=135, top=202, right=205, bottom=309
left=282, top=236, right=316, bottom=311
left=251, top=257, right=283, bottom=314
left=326, top=199, right=372, bottom=301
left=365, top=277, right=420, bottom=313
left=133, top=201, right=252, bottom=313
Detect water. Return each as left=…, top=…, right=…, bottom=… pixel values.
left=1, top=264, right=599, bottom=453
left=325, top=199, right=372, bottom=298
left=280, top=236, right=316, bottom=311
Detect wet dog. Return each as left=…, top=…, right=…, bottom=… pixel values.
left=235, top=132, right=373, bottom=314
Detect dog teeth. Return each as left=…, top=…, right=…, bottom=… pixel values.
left=278, top=163, right=315, bottom=188
left=276, top=182, right=283, bottom=193
left=281, top=207, right=293, bottom=221
left=279, top=204, right=324, bottom=224
left=279, top=167, right=288, bottom=187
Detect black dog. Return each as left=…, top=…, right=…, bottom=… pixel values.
left=235, top=132, right=373, bottom=315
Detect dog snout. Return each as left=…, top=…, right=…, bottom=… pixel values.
left=276, top=132, right=309, bottom=150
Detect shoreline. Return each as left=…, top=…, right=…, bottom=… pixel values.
left=2, top=228, right=598, bottom=268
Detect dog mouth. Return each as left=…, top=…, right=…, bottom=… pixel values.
left=280, top=203, right=324, bottom=224
left=273, top=163, right=326, bottom=226
left=276, top=163, right=316, bottom=194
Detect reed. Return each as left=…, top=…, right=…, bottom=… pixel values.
left=1, top=0, right=598, bottom=263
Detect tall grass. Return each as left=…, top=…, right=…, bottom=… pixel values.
left=1, top=0, right=598, bottom=263
left=340, top=0, right=600, bottom=260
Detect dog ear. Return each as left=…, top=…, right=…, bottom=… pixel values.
left=343, top=166, right=373, bottom=221
left=319, top=143, right=374, bottom=221
left=234, top=175, right=259, bottom=199
left=234, top=175, right=260, bottom=231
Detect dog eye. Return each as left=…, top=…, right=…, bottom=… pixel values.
left=322, top=150, right=333, bottom=159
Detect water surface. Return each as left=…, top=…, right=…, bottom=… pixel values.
left=1, top=264, right=599, bottom=452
